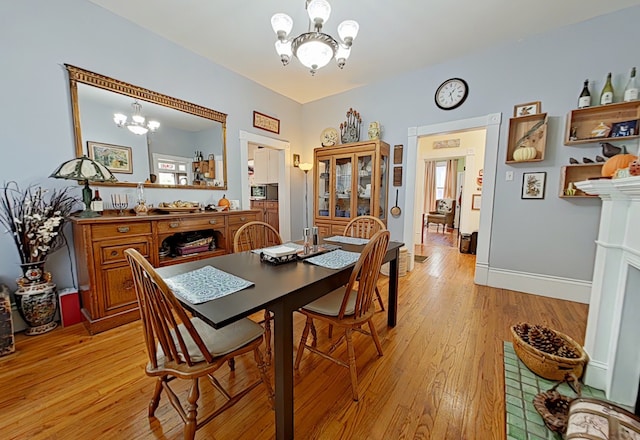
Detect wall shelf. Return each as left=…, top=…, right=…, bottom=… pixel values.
left=559, top=164, right=604, bottom=198
left=506, top=113, right=548, bottom=163
left=564, top=101, right=640, bottom=146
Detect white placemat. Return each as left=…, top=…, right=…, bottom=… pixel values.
left=323, top=236, right=370, bottom=245
left=304, top=249, right=361, bottom=270
left=164, top=265, right=253, bottom=304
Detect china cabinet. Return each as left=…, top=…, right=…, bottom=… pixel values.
left=313, top=140, right=389, bottom=236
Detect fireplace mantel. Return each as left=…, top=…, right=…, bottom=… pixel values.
left=575, top=176, right=640, bottom=408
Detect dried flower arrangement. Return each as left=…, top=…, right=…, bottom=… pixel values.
left=0, top=181, right=77, bottom=265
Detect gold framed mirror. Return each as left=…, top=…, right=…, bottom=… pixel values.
left=66, top=64, right=227, bottom=190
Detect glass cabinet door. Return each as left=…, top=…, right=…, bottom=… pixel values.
left=316, top=157, right=331, bottom=218
left=378, top=153, right=388, bottom=221
left=355, top=153, right=374, bottom=217
left=334, top=155, right=353, bottom=219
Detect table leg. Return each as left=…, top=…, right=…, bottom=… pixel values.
left=388, top=247, right=399, bottom=327
left=271, top=302, right=294, bottom=439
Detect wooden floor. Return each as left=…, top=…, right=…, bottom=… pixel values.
left=0, top=230, right=589, bottom=439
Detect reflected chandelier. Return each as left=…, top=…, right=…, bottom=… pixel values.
left=113, top=101, right=160, bottom=135
left=271, top=0, right=359, bottom=75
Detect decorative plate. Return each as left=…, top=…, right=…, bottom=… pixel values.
left=321, top=127, right=339, bottom=147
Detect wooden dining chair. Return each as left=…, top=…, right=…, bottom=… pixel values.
left=294, top=229, right=390, bottom=401
left=344, top=215, right=386, bottom=312
left=124, top=248, right=274, bottom=440
left=233, top=221, right=282, bottom=364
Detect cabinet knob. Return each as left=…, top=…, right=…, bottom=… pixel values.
left=117, top=227, right=130, bottom=233
left=111, top=250, right=118, bottom=256
left=240, top=216, right=246, bottom=221
left=209, top=219, right=217, bottom=224
left=123, top=279, right=134, bottom=290
left=169, top=222, right=179, bottom=228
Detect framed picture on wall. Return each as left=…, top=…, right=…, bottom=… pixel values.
left=471, top=194, right=481, bottom=210
left=87, top=141, right=133, bottom=174
left=513, top=101, right=541, bottom=117
left=521, top=172, right=546, bottom=199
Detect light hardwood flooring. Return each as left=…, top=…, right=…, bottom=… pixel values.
left=0, top=232, right=588, bottom=439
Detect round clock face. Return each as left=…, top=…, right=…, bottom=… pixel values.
left=321, top=127, right=338, bottom=147
left=435, top=78, right=469, bottom=110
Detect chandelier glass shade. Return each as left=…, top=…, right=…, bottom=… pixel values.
left=113, top=101, right=160, bottom=135
left=271, top=0, right=359, bottom=75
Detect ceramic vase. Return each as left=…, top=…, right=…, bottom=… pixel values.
left=368, top=121, right=381, bottom=140
left=19, top=261, right=47, bottom=284
left=14, top=279, right=58, bottom=335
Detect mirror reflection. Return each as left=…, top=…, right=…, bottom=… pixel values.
left=66, top=65, right=227, bottom=190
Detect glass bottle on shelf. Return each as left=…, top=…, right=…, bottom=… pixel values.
left=624, top=67, right=638, bottom=102
left=578, top=79, right=591, bottom=109
left=599, top=72, right=614, bottom=105
left=134, top=182, right=149, bottom=215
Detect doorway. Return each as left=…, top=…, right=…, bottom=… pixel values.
left=239, top=131, right=292, bottom=241
left=404, top=113, right=502, bottom=285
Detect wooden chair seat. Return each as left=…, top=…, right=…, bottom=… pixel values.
left=125, top=248, right=274, bottom=440
left=294, top=230, right=390, bottom=402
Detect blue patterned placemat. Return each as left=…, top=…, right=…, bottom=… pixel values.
left=304, top=249, right=361, bottom=269
left=324, top=236, right=370, bottom=245
left=165, top=265, right=253, bottom=304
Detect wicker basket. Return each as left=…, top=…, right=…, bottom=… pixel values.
left=510, top=324, right=589, bottom=380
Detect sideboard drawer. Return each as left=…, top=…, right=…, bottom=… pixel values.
left=156, top=215, right=226, bottom=234
left=227, top=212, right=260, bottom=226
left=92, top=222, right=151, bottom=239
left=101, top=241, right=150, bottom=265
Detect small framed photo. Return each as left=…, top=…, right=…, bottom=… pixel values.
left=292, top=154, right=300, bottom=167
left=522, top=172, right=546, bottom=199
left=471, top=194, right=481, bottom=210
left=87, top=141, right=132, bottom=174
left=610, top=120, right=637, bottom=137
left=513, top=101, right=541, bottom=117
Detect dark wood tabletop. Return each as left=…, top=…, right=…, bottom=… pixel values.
left=156, top=239, right=404, bottom=439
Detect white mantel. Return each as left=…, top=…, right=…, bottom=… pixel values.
left=575, top=176, right=640, bottom=407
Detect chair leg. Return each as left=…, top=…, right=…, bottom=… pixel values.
left=227, top=358, right=235, bottom=371
left=294, top=316, right=313, bottom=370
left=345, top=329, right=359, bottom=401
left=374, top=286, right=385, bottom=311
left=253, top=346, right=275, bottom=409
left=149, top=376, right=164, bottom=417
left=368, top=319, right=384, bottom=356
left=184, top=378, right=200, bottom=440
left=327, top=323, right=333, bottom=339
left=263, top=310, right=272, bottom=365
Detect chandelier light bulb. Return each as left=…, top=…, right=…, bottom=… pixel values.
left=337, top=20, right=359, bottom=46
left=113, top=113, right=127, bottom=126
left=275, top=40, right=292, bottom=66
left=127, top=125, right=149, bottom=135
left=113, top=100, right=159, bottom=135
left=271, top=13, right=293, bottom=40
left=296, top=39, right=334, bottom=73
left=147, top=120, right=160, bottom=131
left=307, top=0, right=331, bottom=28
left=335, top=45, right=351, bottom=69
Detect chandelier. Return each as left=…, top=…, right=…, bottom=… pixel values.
left=271, top=0, right=359, bottom=75
left=113, top=101, right=160, bottom=135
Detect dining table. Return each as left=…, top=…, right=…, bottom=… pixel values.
left=155, top=238, right=404, bottom=439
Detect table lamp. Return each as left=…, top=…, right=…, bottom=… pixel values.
left=50, top=155, right=118, bottom=217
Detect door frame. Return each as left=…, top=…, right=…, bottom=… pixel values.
left=404, top=113, right=502, bottom=284
left=239, top=130, right=291, bottom=241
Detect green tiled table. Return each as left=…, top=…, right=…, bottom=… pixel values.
left=503, top=341, right=606, bottom=440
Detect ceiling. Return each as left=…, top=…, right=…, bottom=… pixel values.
left=89, top=0, right=640, bottom=104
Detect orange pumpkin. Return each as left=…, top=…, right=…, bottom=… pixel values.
left=601, top=154, right=638, bottom=177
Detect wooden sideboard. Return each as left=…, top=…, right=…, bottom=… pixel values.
left=70, top=209, right=261, bottom=334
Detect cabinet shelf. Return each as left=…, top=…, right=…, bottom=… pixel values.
left=564, top=101, right=640, bottom=146
left=506, top=113, right=548, bottom=163
left=559, top=164, right=603, bottom=198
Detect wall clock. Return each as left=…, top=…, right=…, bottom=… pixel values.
left=434, top=78, right=469, bottom=110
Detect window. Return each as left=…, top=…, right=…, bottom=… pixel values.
left=435, top=161, right=447, bottom=200
left=152, top=153, right=191, bottom=185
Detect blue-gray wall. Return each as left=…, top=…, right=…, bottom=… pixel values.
left=1, top=0, right=638, bottom=294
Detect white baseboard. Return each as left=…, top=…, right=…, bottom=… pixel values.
left=583, top=358, right=608, bottom=393
left=485, top=267, right=591, bottom=304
